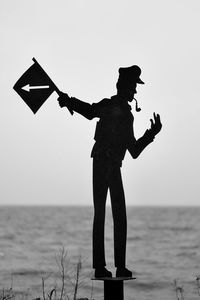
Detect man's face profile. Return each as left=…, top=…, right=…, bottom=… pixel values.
left=118, top=82, right=137, bottom=102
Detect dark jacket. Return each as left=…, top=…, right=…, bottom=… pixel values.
left=66, top=95, right=155, bottom=164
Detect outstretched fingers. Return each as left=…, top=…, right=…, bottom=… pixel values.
left=153, top=113, right=162, bottom=124
left=156, top=114, right=162, bottom=127
left=150, top=113, right=162, bottom=135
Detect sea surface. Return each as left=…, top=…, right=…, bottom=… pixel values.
left=0, top=206, right=200, bottom=300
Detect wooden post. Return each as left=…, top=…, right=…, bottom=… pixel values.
left=92, top=277, right=136, bottom=300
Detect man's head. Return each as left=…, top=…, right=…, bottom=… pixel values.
left=116, top=65, right=144, bottom=102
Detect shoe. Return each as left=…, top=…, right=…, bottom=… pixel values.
left=94, top=267, right=112, bottom=278
left=116, top=267, right=132, bottom=278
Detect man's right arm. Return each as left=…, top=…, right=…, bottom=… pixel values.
left=58, top=92, right=95, bottom=120
left=58, top=92, right=109, bottom=120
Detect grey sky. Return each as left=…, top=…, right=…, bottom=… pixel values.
left=1, top=0, right=200, bottom=205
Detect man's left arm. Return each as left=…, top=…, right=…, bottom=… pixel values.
left=128, top=113, right=162, bottom=159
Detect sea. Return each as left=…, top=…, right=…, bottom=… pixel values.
left=0, top=206, right=200, bottom=300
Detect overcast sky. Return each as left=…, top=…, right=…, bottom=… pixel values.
left=0, top=0, right=200, bottom=205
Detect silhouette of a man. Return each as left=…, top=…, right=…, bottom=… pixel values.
left=57, top=65, right=162, bottom=278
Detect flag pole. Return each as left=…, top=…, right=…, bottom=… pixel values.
left=32, top=57, right=73, bottom=115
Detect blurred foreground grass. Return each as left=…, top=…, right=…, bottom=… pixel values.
left=1, top=248, right=200, bottom=300
left=0, top=248, right=94, bottom=300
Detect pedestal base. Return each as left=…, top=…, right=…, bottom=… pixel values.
left=92, top=277, right=136, bottom=300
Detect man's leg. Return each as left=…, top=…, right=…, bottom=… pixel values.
left=109, top=165, right=127, bottom=269
left=92, top=159, right=108, bottom=269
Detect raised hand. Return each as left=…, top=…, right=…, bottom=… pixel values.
left=150, top=112, right=162, bottom=136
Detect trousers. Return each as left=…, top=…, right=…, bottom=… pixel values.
left=92, top=158, right=127, bottom=268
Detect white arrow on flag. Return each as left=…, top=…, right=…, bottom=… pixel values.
left=22, top=84, right=50, bottom=92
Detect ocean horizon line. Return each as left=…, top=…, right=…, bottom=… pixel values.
left=0, top=204, right=200, bottom=208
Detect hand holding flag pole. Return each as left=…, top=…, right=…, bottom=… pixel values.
left=13, top=57, right=73, bottom=115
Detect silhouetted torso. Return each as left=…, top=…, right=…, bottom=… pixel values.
left=91, top=95, right=136, bottom=165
